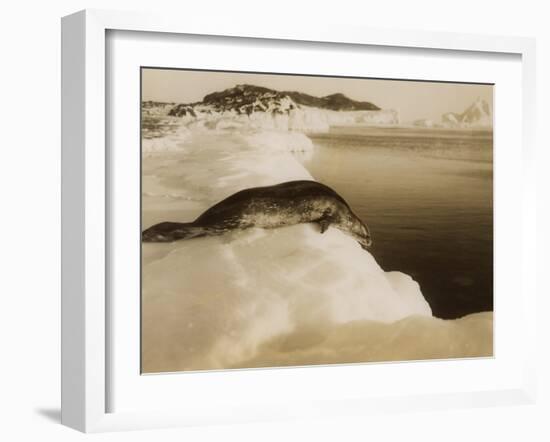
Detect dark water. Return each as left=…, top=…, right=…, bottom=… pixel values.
left=302, top=126, right=493, bottom=319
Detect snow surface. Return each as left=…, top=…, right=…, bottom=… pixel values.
left=142, top=125, right=192, bottom=153
left=141, top=124, right=492, bottom=373
left=243, top=130, right=314, bottom=153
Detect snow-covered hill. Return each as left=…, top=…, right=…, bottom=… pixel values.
left=441, top=98, right=492, bottom=128
left=147, top=84, right=399, bottom=134
left=169, top=84, right=380, bottom=115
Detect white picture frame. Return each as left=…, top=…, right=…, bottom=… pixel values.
left=61, top=9, right=537, bottom=433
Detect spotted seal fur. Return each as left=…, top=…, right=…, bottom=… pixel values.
left=142, top=180, right=372, bottom=249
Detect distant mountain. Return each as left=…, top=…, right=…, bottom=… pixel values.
left=441, top=98, right=492, bottom=128
left=168, top=84, right=380, bottom=117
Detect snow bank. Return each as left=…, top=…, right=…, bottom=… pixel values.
left=235, top=312, right=493, bottom=369
left=141, top=133, right=315, bottom=229
left=142, top=104, right=402, bottom=155
left=242, top=130, right=314, bottom=153
left=141, top=125, right=192, bottom=153
left=142, top=223, right=433, bottom=371
left=141, top=130, right=492, bottom=373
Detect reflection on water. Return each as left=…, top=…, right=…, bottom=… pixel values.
left=302, top=126, right=493, bottom=319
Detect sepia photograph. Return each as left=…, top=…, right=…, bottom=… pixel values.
left=140, top=68, right=493, bottom=374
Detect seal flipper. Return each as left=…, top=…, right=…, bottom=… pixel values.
left=317, top=208, right=334, bottom=234
left=318, top=219, right=330, bottom=234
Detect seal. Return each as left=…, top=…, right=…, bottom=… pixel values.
left=142, top=180, right=372, bottom=249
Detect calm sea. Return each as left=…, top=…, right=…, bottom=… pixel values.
left=303, top=126, right=493, bottom=319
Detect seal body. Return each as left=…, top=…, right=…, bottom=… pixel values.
left=142, top=180, right=372, bottom=249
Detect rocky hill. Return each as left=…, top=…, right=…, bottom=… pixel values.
left=161, top=84, right=397, bottom=133
left=168, top=84, right=380, bottom=117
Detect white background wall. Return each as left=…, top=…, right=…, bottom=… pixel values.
left=0, top=0, right=548, bottom=440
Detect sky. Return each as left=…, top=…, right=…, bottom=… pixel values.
left=142, top=68, right=493, bottom=123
